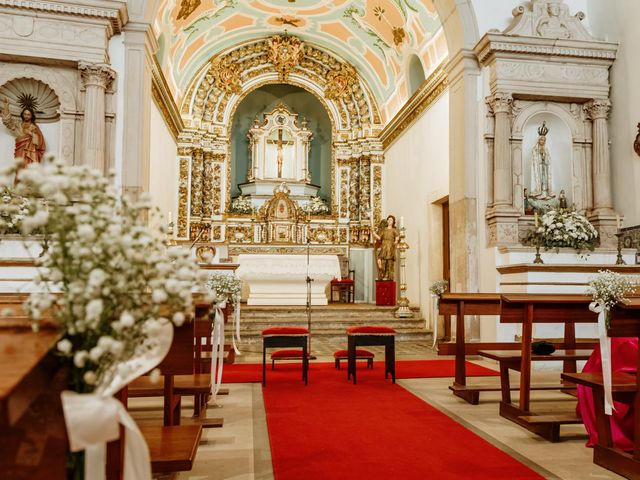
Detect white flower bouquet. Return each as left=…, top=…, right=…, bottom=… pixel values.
left=535, top=208, right=598, bottom=253
left=429, top=279, right=448, bottom=296
left=302, top=196, right=330, bottom=215
left=1, top=159, right=204, bottom=393
left=230, top=195, right=254, bottom=214
left=207, top=272, right=242, bottom=305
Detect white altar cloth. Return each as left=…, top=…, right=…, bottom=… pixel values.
left=236, top=254, right=340, bottom=306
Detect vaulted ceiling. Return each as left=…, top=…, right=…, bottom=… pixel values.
left=155, top=0, right=445, bottom=122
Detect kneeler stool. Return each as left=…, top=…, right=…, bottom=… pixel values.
left=261, top=327, right=310, bottom=386
left=346, top=326, right=396, bottom=384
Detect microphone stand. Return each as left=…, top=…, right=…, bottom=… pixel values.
left=306, top=237, right=317, bottom=360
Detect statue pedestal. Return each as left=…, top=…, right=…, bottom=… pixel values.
left=375, top=280, right=396, bottom=306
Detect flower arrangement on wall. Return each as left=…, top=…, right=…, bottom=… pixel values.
left=530, top=208, right=598, bottom=254
left=302, top=196, right=329, bottom=215
left=230, top=195, right=254, bottom=214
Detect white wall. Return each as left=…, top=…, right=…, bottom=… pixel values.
left=383, top=91, right=449, bottom=319
left=587, top=0, right=640, bottom=226
left=149, top=101, right=178, bottom=226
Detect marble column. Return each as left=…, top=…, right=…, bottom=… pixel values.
left=121, top=22, right=157, bottom=200
left=79, top=62, right=115, bottom=173
left=488, top=93, right=514, bottom=209
left=586, top=99, right=613, bottom=214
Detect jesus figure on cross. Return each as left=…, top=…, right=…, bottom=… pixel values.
left=266, top=127, right=294, bottom=178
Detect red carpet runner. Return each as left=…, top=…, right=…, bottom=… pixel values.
left=222, top=359, right=498, bottom=384
left=260, top=363, right=543, bottom=480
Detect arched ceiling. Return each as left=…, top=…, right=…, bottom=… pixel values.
left=155, top=0, right=444, bottom=122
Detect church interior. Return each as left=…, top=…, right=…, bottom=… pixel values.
left=2, top=1, right=640, bottom=479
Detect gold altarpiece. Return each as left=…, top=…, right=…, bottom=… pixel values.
left=172, top=35, right=385, bottom=255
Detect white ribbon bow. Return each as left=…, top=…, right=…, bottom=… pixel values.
left=431, top=294, right=439, bottom=350
left=61, top=321, right=174, bottom=479
left=589, top=301, right=614, bottom=415
left=210, top=300, right=226, bottom=402
left=231, top=297, right=242, bottom=355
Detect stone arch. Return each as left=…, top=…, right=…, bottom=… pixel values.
left=181, top=36, right=382, bottom=134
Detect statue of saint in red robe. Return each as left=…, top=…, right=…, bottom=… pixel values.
left=2, top=97, right=46, bottom=166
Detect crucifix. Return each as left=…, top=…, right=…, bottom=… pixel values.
left=266, top=127, right=294, bottom=178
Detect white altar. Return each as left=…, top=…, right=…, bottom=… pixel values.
left=236, top=254, right=340, bottom=305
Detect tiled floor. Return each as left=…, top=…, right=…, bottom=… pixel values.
left=131, top=339, right=625, bottom=480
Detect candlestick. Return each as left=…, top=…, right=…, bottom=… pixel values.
left=400, top=216, right=404, bottom=229
left=395, top=225, right=413, bottom=318
left=168, top=211, right=173, bottom=225
left=616, top=214, right=621, bottom=230
left=534, top=212, right=539, bottom=227
left=615, top=233, right=626, bottom=265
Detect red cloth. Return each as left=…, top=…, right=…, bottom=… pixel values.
left=576, top=337, right=638, bottom=451
left=261, top=327, right=309, bottom=336
left=15, top=126, right=45, bottom=165
left=346, top=325, right=396, bottom=335
left=333, top=349, right=374, bottom=358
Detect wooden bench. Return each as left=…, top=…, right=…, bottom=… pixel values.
left=479, top=348, right=593, bottom=442
left=438, top=293, right=596, bottom=405
left=140, top=424, right=202, bottom=473
left=559, top=299, right=640, bottom=479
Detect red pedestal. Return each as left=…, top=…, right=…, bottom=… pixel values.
left=375, top=281, right=396, bottom=306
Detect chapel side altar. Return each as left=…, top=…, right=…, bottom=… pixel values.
left=236, top=254, right=340, bottom=306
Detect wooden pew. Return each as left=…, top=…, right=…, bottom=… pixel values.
left=561, top=298, right=640, bottom=479
left=438, top=293, right=596, bottom=405
left=0, top=328, right=68, bottom=480
left=479, top=294, right=597, bottom=441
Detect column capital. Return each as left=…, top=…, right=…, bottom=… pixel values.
left=585, top=99, right=611, bottom=120
left=486, top=92, right=513, bottom=115
left=79, top=62, right=116, bottom=90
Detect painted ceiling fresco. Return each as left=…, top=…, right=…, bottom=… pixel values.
left=155, top=0, right=443, bottom=119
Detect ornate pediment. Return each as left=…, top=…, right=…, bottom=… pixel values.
left=504, top=0, right=592, bottom=41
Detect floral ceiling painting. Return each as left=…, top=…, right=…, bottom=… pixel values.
left=155, top=0, right=444, bottom=122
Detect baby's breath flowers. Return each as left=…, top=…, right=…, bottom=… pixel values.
left=207, top=272, right=242, bottom=305
left=429, top=279, right=449, bottom=296
left=588, top=270, right=636, bottom=328
left=1, top=159, right=205, bottom=392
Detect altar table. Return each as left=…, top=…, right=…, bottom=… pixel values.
left=236, top=254, right=340, bottom=306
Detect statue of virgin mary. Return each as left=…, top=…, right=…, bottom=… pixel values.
left=530, top=121, right=554, bottom=199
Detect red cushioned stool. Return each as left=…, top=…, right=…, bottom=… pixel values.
left=261, top=327, right=309, bottom=387
left=333, top=349, right=374, bottom=370
left=271, top=349, right=312, bottom=370
left=346, top=326, right=396, bottom=384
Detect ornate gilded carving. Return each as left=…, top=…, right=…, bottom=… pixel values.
left=212, top=162, right=223, bottom=215
left=190, top=149, right=204, bottom=217
left=227, top=224, right=254, bottom=243
left=177, top=0, right=201, bottom=20
left=229, top=245, right=348, bottom=256
left=202, top=152, right=214, bottom=218
left=209, top=56, right=242, bottom=95
left=325, top=63, right=358, bottom=100
left=339, top=168, right=349, bottom=218
left=372, top=165, right=382, bottom=225
left=267, top=34, right=304, bottom=81
left=308, top=225, right=336, bottom=244
left=177, top=157, right=190, bottom=238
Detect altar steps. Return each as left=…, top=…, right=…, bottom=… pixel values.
left=238, top=304, right=429, bottom=343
